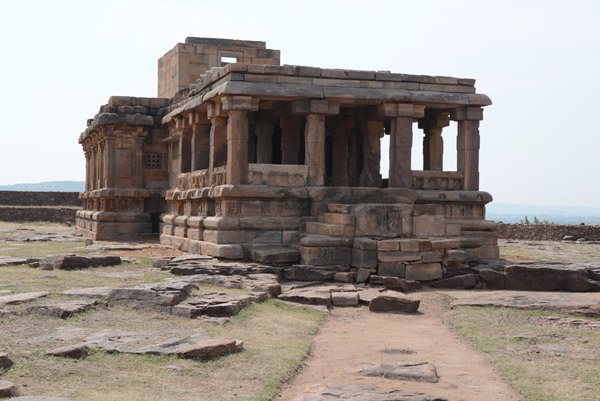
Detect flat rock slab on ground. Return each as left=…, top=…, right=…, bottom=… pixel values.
left=22, top=326, right=90, bottom=345
left=172, top=291, right=267, bottom=318
left=108, top=281, right=197, bottom=313
left=293, top=383, right=447, bottom=401
left=170, top=273, right=281, bottom=296
left=27, top=300, right=97, bottom=319
left=283, top=265, right=350, bottom=282
left=81, top=329, right=242, bottom=358
left=46, top=343, right=90, bottom=359
left=61, top=287, right=112, bottom=298
left=0, top=380, right=21, bottom=397
left=0, top=256, right=40, bottom=266
left=40, top=255, right=121, bottom=270
left=81, top=243, right=172, bottom=251
left=0, top=353, right=13, bottom=370
left=504, top=263, right=600, bottom=291
left=354, top=361, right=439, bottom=383
left=444, top=290, right=600, bottom=316
left=168, top=261, right=282, bottom=277
left=0, top=292, right=49, bottom=306
left=369, top=291, right=420, bottom=313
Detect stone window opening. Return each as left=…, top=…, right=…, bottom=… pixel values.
left=220, top=56, right=238, bottom=65
left=145, top=153, right=162, bottom=169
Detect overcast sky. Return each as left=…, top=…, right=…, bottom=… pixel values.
left=1, top=0, right=598, bottom=207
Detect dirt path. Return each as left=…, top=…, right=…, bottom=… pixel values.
left=278, top=291, right=521, bottom=401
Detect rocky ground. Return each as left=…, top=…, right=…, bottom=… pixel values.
left=1, top=223, right=599, bottom=400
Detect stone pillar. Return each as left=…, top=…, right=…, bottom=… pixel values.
left=191, top=123, right=210, bottom=171
left=104, top=135, right=115, bottom=188
left=360, top=121, right=384, bottom=187
left=280, top=115, right=302, bottom=164
left=178, top=128, right=192, bottom=173
left=133, top=135, right=145, bottom=188
left=304, top=114, right=326, bottom=186
left=208, top=117, right=227, bottom=172
left=419, top=113, right=450, bottom=171
left=84, top=150, right=90, bottom=192
left=220, top=96, right=259, bottom=185
left=331, top=126, right=349, bottom=186
left=255, top=123, right=274, bottom=164
left=378, top=104, right=425, bottom=188
left=90, top=146, right=97, bottom=190
left=451, top=107, right=483, bottom=190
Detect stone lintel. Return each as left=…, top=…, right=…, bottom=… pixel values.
left=450, top=106, right=483, bottom=121
left=378, top=103, right=425, bottom=118
left=189, top=110, right=210, bottom=125
left=291, top=99, right=340, bottom=115
left=221, top=96, right=260, bottom=112
left=418, top=113, right=450, bottom=129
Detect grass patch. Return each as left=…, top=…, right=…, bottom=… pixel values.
left=0, top=300, right=323, bottom=401
left=453, top=306, right=600, bottom=401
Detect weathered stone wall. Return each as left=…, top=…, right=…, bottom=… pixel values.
left=497, top=223, right=600, bottom=241
left=0, top=207, right=77, bottom=224
left=0, top=191, right=81, bottom=207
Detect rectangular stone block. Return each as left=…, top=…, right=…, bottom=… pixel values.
left=405, top=263, right=442, bottom=281
left=353, top=204, right=412, bottom=237
left=422, top=250, right=443, bottom=263
left=300, top=246, right=329, bottom=265
left=187, top=228, right=203, bottom=241
left=430, top=239, right=460, bottom=250
left=353, top=237, right=377, bottom=251
left=399, top=239, right=420, bottom=252
left=378, top=262, right=406, bottom=278
left=351, top=249, right=377, bottom=268
left=377, top=251, right=421, bottom=263
left=377, top=240, right=400, bottom=252
left=329, top=247, right=352, bottom=265
left=173, top=226, right=187, bottom=238
left=413, top=215, right=445, bottom=237
left=418, top=240, right=432, bottom=252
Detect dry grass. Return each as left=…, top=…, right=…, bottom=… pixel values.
left=453, top=307, right=600, bottom=401
left=499, top=239, right=600, bottom=263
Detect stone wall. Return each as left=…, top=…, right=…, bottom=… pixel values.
left=0, top=191, right=81, bottom=207
left=497, top=223, right=600, bottom=241
left=0, top=207, right=77, bottom=224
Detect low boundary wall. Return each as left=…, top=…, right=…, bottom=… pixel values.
left=497, top=223, right=600, bottom=241
left=0, top=191, right=81, bottom=206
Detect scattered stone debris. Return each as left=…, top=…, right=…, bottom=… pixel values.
left=169, top=273, right=281, bottom=297
left=27, top=300, right=97, bottom=319
left=0, top=353, right=13, bottom=370
left=0, top=256, right=40, bottom=267
left=369, top=291, right=420, bottom=313
left=39, top=254, right=121, bottom=270
left=61, top=287, right=112, bottom=298
left=331, top=292, right=359, bottom=307
left=172, top=291, right=267, bottom=318
left=23, top=326, right=90, bottom=345
left=81, top=243, right=172, bottom=251
left=108, top=282, right=197, bottom=313
left=354, top=360, right=438, bottom=383
left=430, top=274, right=478, bottom=289
left=0, top=380, right=21, bottom=397
left=0, top=292, right=49, bottom=306
left=46, top=343, right=90, bottom=359
left=293, top=383, right=447, bottom=401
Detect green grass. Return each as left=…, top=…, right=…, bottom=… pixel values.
left=453, top=306, right=600, bottom=401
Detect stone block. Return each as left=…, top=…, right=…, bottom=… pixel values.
left=405, top=263, right=443, bottom=281
left=422, top=251, right=443, bottom=263
left=329, top=247, right=352, bottom=265
left=431, top=274, right=478, bottom=289
left=430, top=239, right=460, bottom=250
left=300, top=246, right=329, bottom=265
left=353, top=204, right=412, bottom=237
left=479, top=245, right=500, bottom=259
left=334, top=272, right=356, bottom=283
left=377, top=240, right=400, bottom=252
left=332, top=292, right=359, bottom=307
left=418, top=240, right=432, bottom=252
left=442, top=249, right=467, bottom=266
left=399, top=239, right=420, bottom=252
left=378, top=262, right=406, bottom=278
left=369, top=291, right=420, bottom=313
left=413, top=215, right=445, bottom=237
left=356, top=268, right=371, bottom=283
left=187, top=228, right=203, bottom=241
left=378, top=251, right=421, bottom=263
left=353, top=237, right=377, bottom=251
left=382, top=277, right=421, bottom=292
left=351, top=249, right=377, bottom=268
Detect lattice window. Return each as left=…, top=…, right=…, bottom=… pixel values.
left=145, top=153, right=162, bottom=169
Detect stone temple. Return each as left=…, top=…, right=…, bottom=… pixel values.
left=76, top=37, right=498, bottom=280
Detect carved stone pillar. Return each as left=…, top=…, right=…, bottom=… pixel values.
left=360, top=120, right=384, bottom=187
left=84, top=150, right=90, bottom=192
left=379, top=104, right=425, bottom=188
left=451, top=107, right=483, bottom=190
left=104, top=135, right=115, bottom=188
left=90, top=145, right=97, bottom=190
left=221, top=96, right=260, bottom=185
left=331, top=126, right=349, bottom=186
left=292, top=100, right=340, bottom=186
left=419, top=112, right=450, bottom=171
left=133, top=134, right=145, bottom=188
left=191, top=123, right=210, bottom=171
left=280, top=115, right=302, bottom=164
left=255, top=123, right=274, bottom=164
left=178, top=128, right=192, bottom=174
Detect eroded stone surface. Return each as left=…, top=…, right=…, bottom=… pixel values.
left=293, top=383, right=447, bottom=401
left=0, top=256, right=40, bottom=266
left=354, top=360, right=438, bottom=382
left=108, top=282, right=197, bottom=313
left=61, top=287, right=112, bottom=298
left=0, top=380, right=21, bottom=397
left=40, top=255, right=121, bottom=270
left=369, top=291, right=420, bottom=313
left=0, top=292, right=49, bottom=306
left=0, top=353, right=13, bottom=370
left=172, top=291, right=266, bottom=318
left=46, top=343, right=90, bottom=359
left=27, top=300, right=96, bottom=319
left=170, top=273, right=281, bottom=297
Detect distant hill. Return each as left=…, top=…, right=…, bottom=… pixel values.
left=0, top=181, right=85, bottom=192
left=487, top=203, right=600, bottom=225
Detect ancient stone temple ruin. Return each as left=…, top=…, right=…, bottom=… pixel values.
left=76, top=37, right=499, bottom=281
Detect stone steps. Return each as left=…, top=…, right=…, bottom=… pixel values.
left=306, top=222, right=355, bottom=237
left=320, top=212, right=355, bottom=225
left=327, top=203, right=354, bottom=214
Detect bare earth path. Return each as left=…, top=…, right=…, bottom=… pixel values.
left=278, top=291, right=522, bottom=401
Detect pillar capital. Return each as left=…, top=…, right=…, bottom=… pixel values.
left=189, top=110, right=210, bottom=125
left=450, top=106, right=483, bottom=121
left=292, top=99, right=340, bottom=115
left=221, top=96, right=260, bottom=112
left=378, top=103, right=425, bottom=119
left=418, top=112, right=450, bottom=130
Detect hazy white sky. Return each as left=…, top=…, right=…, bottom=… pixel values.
left=1, top=0, right=598, bottom=207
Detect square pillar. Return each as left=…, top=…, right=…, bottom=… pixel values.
left=191, top=123, right=210, bottom=171
left=104, top=135, right=115, bottom=187
left=360, top=120, right=384, bottom=187
left=331, top=125, right=349, bottom=186
left=451, top=107, right=483, bottom=190
left=305, top=114, right=326, bottom=186
left=280, top=115, right=302, bottom=164
left=178, top=128, right=192, bottom=174
left=255, top=123, right=274, bottom=164
left=379, top=104, right=425, bottom=188
left=419, top=113, right=450, bottom=171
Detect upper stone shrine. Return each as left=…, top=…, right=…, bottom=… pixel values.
left=76, top=37, right=498, bottom=282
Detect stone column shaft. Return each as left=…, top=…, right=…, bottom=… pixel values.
left=255, top=124, right=274, bottom=164
left=424, top=127, right=444, bottom=171
left=104, top=137, right=115, bottom=187
left=209, top=117, right=227, bottom=179
left=178, top=129, right=192, bottom=174
left=226, top=110, right=249, bottom=184
left=85, top=152, right=90, bottom=191
left=332, top=126, right=349, bottom=186
left=280, top=115, right=302, bottom=164
left=191, top=124, right=210, bottom=171
left=305, top=114, right=326, bottom=186
left=360, top=121, right=384, bottom=187
left=389, top=116, right=413, bottom=188
left=457, top=120, right=480, bottom=190
left=133, top=136, right=145, bottom=188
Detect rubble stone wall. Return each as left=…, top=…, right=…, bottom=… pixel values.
left=0, top=191, right=81, bottom=206
left=497, top=223, right=600, bottom=241
left=0, top=207, right=77, bottom=223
